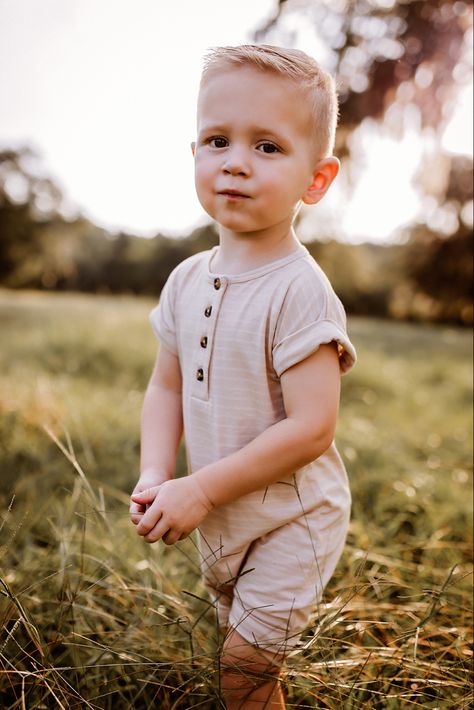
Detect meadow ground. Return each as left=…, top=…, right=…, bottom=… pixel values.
left=0, top=289, right=472, bottom=709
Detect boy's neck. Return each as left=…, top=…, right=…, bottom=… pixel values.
left=212, top=226, right=301, bottom=275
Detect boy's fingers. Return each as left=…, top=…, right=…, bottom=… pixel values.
left=129, top=501, right=146, bottom=517
left=130, top=512, right=144, bottom=525
left=163, top=529, right=184, bottom=546
left=131, top=486, right=161, bottom=503
left=136, top=506, right=164, bottom=537
left=131, top=491, right=148, bottom=501
left=142, top=514, right=172, bottom=543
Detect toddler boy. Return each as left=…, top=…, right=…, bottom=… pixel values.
left=130, top=44, right=356, bottom=709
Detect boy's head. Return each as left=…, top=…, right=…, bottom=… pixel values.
left=199, top=44, right=338, bottom=160
left=193, top=44, right=340, bottom=236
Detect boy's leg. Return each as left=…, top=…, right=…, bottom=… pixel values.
left=218, top=506, right=349, bottom=707
left=220, top=628, right=286, bottom=709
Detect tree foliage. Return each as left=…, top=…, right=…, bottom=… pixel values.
left=255, top=1, right=470, bottom=137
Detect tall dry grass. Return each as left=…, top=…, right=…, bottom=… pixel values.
left=1, top=291, right=472, bottom=708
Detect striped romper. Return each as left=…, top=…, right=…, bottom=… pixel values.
left=150, top=244, right=356, bottom=652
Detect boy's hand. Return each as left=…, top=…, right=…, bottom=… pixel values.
left=130, top=471, right=169, bottom=526
left=131, top=476, right=213, bottom=546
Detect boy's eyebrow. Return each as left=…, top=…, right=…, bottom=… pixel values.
left=197, top=122, right=291, bottom=142
left=197, top=122, right=229, bottom=134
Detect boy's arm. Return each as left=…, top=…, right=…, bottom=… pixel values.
left=130, top=345, right=183, bottom=525
left=195, top=342, right=341, bottom=505
left=133, top=342, right=341, bottom=544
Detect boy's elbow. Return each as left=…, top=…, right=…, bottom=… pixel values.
left=299, top=422, right=335, bottom=463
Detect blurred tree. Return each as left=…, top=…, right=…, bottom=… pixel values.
left=0, top=148, right=219, bottom=296
left=394, top=155, right=473, bottom=323
left=254, top=0, right=471, bottom=148
left=0, top=148, right=115, bottom=290
left=0, top=147, right=61, bottom=282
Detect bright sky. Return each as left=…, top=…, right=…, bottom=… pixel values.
left=0, top=0, right=472, bottom=242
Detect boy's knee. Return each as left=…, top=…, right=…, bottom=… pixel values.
left=220, top=629, right=283, bottom=694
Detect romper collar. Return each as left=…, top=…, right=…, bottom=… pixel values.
left=206, top=244, right=309, bottom=284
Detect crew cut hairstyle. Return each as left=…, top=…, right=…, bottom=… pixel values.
left=200, top=44, right=339, bottom=159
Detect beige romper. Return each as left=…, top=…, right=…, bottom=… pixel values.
left=150, top=244, right=356, bottom=652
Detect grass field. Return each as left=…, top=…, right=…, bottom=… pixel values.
left=0, top=289, right=472, bottom=709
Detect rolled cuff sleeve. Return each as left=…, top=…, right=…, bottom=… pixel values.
left=272, top=319, right=357, bottom=377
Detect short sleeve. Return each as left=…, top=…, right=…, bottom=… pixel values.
left=149, top=270, right=179, bottom=355
left=272, top=272, right=356, bottom=377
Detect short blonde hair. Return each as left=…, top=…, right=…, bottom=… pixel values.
left=200, top=44, right=338, bottom=159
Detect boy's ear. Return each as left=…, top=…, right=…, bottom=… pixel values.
left=302, top=157, right=340, bottom=205
left=191, top=141, right=196, bottom=156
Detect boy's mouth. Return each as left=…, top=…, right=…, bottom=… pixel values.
left=217, top=189, right=250, bottom=199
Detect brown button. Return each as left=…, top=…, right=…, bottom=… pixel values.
left=214, top=277, right=221, bottom=290
left=200, top=336, right=208, bottom=348
left=196, top=368, right=204, bottom=381
left=204, top=306, right=212, bottom=317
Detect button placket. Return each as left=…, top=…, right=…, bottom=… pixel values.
left=192, top=276, right=226, bottom=400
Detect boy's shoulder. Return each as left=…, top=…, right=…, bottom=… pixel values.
left=279, top=249, right=346, bottom=320
left=283, top=249, right=336, bottom=294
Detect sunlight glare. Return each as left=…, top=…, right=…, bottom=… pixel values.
left=340, top=119, right=424, bottom=242
left=442, top=82, right=473, bottom=156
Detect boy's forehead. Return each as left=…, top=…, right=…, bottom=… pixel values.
left=199, top=64, right=295, bottom=98
left=197, top=66, right=311, bottom=124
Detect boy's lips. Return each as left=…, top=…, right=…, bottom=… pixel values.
left=217, top=188, right=251, bottom=199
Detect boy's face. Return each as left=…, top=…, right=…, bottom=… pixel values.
left=193, top=66, right=323, bottom=236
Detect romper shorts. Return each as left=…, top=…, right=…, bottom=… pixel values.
left=196, top=454, right=351, bottom=654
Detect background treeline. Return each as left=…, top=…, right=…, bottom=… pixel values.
left=2, top=1, right=473, bottom=324
left=0, top=147, right=472, bottom=324
left=0, top=0, right=473, bottom=324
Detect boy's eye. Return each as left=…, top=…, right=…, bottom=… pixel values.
left=209, top=137, right=228, bottom=148
left=257, top=142, right=280, bottom=154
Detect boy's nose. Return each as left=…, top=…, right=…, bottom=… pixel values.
left=222, top=148, right=250, bottom=176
